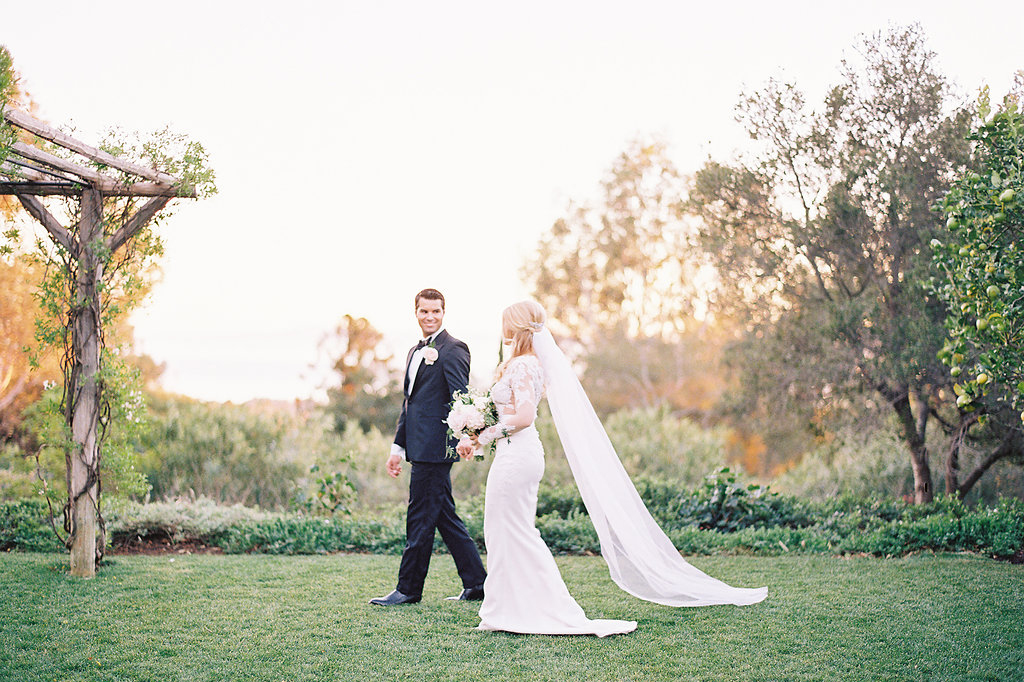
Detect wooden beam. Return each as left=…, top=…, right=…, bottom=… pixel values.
left=11, top=141, right=116, bottom=189
left=4, top=108, right=180, bottom=186
left=106, top=182, right=194, bottom=198
left=0, top=181, right=190, bottom=198
left=0, top=182, right=80, bottom=196
left=2, top=157, right=87, bottom=189
left=16, top=194, right=78, bottom=255
left=107, top=195, right=171, bottom=252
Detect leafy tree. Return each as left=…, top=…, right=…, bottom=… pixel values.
left=526, top=138, right=728, bottom=418
left=530, top=139, right=694, bottom=341
left=320, top=314, right=402, bottom=435
left=930, top=78, right=1024, bottom=493
left=687, top=25, right=974, bottom=502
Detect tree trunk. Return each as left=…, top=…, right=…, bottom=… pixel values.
left=944, top=416, right=975, bottom=496
left=881, top=382, right=933, bottom=503
left=68, top=189, right=104, bottom=578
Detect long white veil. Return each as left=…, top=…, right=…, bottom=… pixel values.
left=532, top=327, right=767, bottom=607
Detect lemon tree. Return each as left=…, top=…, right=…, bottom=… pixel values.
left=932, top=83, right=1023, bottom=423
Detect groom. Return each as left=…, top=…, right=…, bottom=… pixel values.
left=369, top=288, right=487, bottom=606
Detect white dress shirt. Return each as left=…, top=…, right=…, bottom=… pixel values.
left=390, top=329, right=443, bottom=459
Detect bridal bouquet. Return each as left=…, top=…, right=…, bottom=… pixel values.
left=445, top=388, right=500, bottom=460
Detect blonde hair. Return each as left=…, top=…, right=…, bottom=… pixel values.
left=495, top=300, right=546, bottom=380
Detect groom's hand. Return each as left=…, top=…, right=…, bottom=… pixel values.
left=386, top=454, right=403, bottom=478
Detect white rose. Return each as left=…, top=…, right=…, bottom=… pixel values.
left=422, top=347, right=439, bottom=365
left=447, top=408, right=469, bottom=433
left=464, top=407, right=485, bottom=431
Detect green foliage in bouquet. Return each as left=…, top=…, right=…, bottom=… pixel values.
left=445, top=389, right=501, bottom=460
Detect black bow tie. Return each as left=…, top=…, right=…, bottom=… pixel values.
left=417, top=337, right=431, bottom=349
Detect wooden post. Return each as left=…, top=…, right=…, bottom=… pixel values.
left=2, top=108, right=198, bottom=577
left=68, top=188, right=104, bottom=577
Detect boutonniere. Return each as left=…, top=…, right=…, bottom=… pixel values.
left=422, top=344, right=439, bottom=365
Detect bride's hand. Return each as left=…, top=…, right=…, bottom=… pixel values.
left=456, top=437, right=475, bottom=459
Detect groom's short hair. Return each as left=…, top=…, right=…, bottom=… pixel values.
left=415, top=288, right=445, bottom=309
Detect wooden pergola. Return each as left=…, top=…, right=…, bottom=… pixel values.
left=1, top=107, right=196, bottom=577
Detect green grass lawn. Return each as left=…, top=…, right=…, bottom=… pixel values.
left=1, top=552, right=1021, bottom=681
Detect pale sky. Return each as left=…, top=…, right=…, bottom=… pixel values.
left=3, top=1, right=1020, bottom=402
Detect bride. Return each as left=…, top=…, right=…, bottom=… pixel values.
left=457, top=301, right=766, bottom=637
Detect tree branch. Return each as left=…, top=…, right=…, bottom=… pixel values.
left=943, top=414, right=976, bottom=495
left=914, top=390, right=929, bottom=443
left=928, top=405, right=957, bottom=432
left=957, top=428, right=1021, bottom=497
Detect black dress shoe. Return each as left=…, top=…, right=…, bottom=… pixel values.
left=369, top=590, right=421, bottom=606
left=445, top=585, right=484, bottom=601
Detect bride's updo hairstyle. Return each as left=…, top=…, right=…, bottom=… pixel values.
left=496, top=300, right=546, bottom=380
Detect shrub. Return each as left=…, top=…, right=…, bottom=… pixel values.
left=215, top=516, right=408, bottom=555
left=773, top=421, right=918, bottom=501
left=105, top=497, right=277, bottom=547
left=603, top=407, right=736, bottom=485
left=536, top=483, right=585, bottom=518
left=637, top=468, right=816, bottom=533
left=4, top=487, right=1020, bottom=561
left=537, top=511, right=600, bottom=554
left=138, top=396, right=307, bottom=509
left=0, top=498, right=63, bottom=552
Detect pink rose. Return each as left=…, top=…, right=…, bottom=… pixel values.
left=423, top=347, right=439, bottom=365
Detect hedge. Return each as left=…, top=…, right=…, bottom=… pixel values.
left=3, top=480, right=1022, bottom=560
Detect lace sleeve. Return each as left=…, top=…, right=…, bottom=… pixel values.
left=504, top=356, right=544, bottom=415
left=478, top=356, right=545, bottom=445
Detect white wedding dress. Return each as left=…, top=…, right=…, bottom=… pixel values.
left=477, top=355, right=637, bottom=637
left=475, top=330, right=767, bottom=635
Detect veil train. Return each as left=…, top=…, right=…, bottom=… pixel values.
left=532, top=327, right=767, bottom=607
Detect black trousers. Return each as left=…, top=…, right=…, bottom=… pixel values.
left=396, top=461, right=486, bottom=596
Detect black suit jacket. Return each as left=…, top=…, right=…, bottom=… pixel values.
left=393, top=330, right=470, bottom=463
